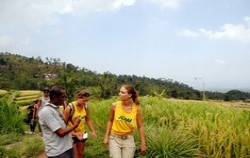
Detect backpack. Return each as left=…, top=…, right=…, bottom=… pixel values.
left=68, top=103, right=75, bottom=119
left=68, top=102, right=88, bottom=118
left=23, top=105, right=34, bottom=124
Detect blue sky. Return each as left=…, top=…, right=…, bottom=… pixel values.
left=0, top=0, right=249, bottom=92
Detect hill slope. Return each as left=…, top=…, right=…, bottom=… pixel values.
left=1, top=52, right=249, bottom=101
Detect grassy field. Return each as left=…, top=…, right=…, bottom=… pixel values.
left=1, top=91, right=250, bottom=158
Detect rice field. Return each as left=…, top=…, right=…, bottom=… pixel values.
left=1, top=92, right=249, bottom=157
left=90, top=97, right=250, bottom=158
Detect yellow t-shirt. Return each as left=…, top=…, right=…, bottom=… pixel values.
left=111, top=101, right=137, bottom=135
left=67, top=101, right=86, bottom=134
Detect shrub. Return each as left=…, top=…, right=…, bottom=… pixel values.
left=0, top=99, right=25, bottom=134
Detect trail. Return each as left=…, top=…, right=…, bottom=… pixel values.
left=37, top=151, right=46, bottom=158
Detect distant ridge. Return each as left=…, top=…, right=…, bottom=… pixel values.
left=1, top=52, right=249, bottom=101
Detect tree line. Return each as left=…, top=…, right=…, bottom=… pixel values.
left=0, top=52, right=249, bottom=101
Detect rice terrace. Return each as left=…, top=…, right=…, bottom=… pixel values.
left=0, top=89, right=250, bottom=158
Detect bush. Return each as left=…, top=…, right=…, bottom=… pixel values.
left=0, top=99, right=25, bottom=134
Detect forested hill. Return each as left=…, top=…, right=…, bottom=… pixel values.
left=0, top=52, right=249, bottom=101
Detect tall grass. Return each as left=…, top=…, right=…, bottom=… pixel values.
left=1, top=96, right=249, bottom=158
left=0, top=100, right=25, bottom=134
left=140, top=97, right=250, bottom=158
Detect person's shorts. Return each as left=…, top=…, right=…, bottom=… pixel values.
left=72, top=136, right=87, bottom=143
left=48, top=148, right=73, bottom=158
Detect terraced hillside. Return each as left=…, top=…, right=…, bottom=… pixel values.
left=0, top=90, right=42, bottom=106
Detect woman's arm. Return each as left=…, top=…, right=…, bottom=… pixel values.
left=103, top=102, right=116, bottom=147
left=85, top=108, right=97, bottom=139
left=56, top=117, right=80, bottom=137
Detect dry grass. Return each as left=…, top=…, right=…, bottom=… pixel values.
left=18, top=90, right=41, bottom=96
left=167, top=98, right=250, bottom=108
left=0, top=89, right=7, bottom=94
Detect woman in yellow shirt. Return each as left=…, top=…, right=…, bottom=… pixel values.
left=103, top=84, right=147, bottom=158
left=64, top=90, right=97, bottom=158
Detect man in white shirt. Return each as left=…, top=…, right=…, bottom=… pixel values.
left=39, top=86, right=81, bottom=158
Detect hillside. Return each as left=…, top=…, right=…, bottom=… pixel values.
left=0, top=52, right=249, bottom=101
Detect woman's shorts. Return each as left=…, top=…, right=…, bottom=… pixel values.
left=72, top=136, right=87, bottom=143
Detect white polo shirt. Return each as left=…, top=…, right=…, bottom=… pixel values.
left=39, top=104, right=72, bottom=157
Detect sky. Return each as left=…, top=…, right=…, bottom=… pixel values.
left=0, top=0, right=250, bottom=92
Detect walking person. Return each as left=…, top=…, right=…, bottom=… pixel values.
left=24, top=100, right=38, bottom=134
left=30, top=99, right=38, bottom=134
left=64, top=90, right=97, bottom=158
left=37, top=87, right=50, bottom=111
left=103, top=84, right=147, bottom=158
left=39, top=86, right=81, bottom=158
left=37, top=87, right=50, bottom=134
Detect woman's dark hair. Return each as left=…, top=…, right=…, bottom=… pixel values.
left=76, top=90, right=90, bottom=98
left=43, top=87, right=50, bottom=92
left=122, top=84, right=139, bottom=105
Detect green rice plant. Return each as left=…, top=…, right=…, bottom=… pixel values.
left=90, top=97, right=116, bottom=133
left=139, top=97, right=250, bottom=157
left=145, top=125, right=200, bottom=158
left=0, top=99, right=25, bottom=134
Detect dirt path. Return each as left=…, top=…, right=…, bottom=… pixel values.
left=37, top=151, right=46, bottom=158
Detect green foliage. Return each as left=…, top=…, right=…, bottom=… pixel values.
left=0, top=147, right=7, bottom=158
left=146, top=127, right=199, bottom=157
left=0, top=134, right=44, bottom=158
left=1, top=97, right=250, bottom=157
left=0, top=100, right=25, bottom=134
left=141, top=98, right=250, bottom=157
left=22, top=138, right=44, bottom=157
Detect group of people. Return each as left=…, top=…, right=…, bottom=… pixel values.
left=27, top=84, right=147, bottom=158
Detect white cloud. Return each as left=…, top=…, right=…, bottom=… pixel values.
left=177, top=29, right=199, bottom=37
left=0, top=35, right=30, bottom=50
left=0, top=0, right=182, bottom=30
left=0, top=0, right=64, bottom=29
left=54, top=29, right=65, bottom=37
left=0, top=0, right=137, bottom=29
left=0, top=35, right=13, bottom=47
left=70, top=0, right=136, bottom=13
left=112, top=0, right=136, bottom=10
left=147, top=0, right=181, bottom=10
left=177, top=16, right=250, bottom=43
left=215, top=59, right=226, bottom=65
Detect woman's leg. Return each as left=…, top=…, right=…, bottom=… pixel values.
left=74, top=141, right=86, bottom=158
left=109, top=135, right=122, bottom=158
left=121, top=136, right=135, bottom=158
